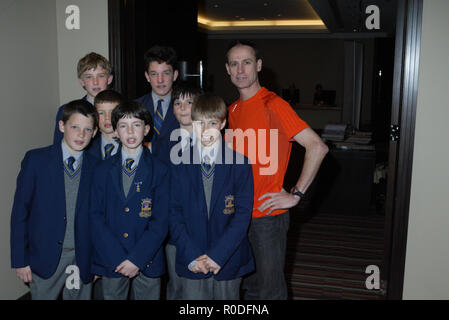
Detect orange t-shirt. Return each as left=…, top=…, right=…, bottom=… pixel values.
left=227, top=87, right=309, bottom=218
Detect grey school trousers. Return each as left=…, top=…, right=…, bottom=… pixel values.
left=30, top=249, right=92, bottom=300
left=165, top=243, right=183, bottom=300
left=102, top=273, right=161, bottom=300
left=181, top=276, right=242, bottom=300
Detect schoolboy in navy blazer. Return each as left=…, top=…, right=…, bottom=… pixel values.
left=90, top=147, right=169, bottom=278
left=169, top=94, right=254, bottom=299
left=136, top=45, right=179, bottom=158
left=170, top=141, right=254, bottom=281
left=90, top=100, right=169, bottom=300
left=10, top=144, right=98, bottom=282
left=11, top=99, right=99, bottom=299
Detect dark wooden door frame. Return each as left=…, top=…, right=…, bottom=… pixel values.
left=107, top=0, right=423, bottom=300
left=382, top=0, right=422, bottom=300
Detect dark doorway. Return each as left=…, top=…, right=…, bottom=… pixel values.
left=108, top=0, right=422, bottom=299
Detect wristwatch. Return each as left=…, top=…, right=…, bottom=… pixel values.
left=291, top=186, right=305, bottom=200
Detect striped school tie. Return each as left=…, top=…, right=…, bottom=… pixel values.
left=125, top=158, right=135, bottom=173
left=67, top=156, right=76, bottom=172
left=153, top=99, right=164, bottom=136
left=201, top=155, right=214, bottom=179
left=104, top=144, right=114, bottom=159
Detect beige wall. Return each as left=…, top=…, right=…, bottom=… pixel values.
left=403, top=0, right=449, bottom=299
left=56, top=0, right=109, bottom=104
left=0, top=0, right=108, bottom=299
left=0, top=0, right=59, bottom=299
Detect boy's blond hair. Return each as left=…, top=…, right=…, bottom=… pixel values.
left=77, top=52, right=112, bottom=78
left=191, top=93, right=227, bottom=122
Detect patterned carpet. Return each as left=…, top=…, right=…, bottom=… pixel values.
left=285, top=207, right=386, bottom=300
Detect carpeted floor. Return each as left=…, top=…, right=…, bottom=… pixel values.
left=285, top=207, right=386, bottom=300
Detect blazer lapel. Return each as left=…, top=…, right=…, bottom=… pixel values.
left=75, top=153, right=92, bottom=215
left=110, top=153, right=126, bottom=203
left=209, top=144, right=229, bottom=216
left=127, top=149, right=152, bottom=200
left=189, top=146, right=208, bottom=219
left=161, top=102, right=175, bottom=135
left=51, top=144, right=66, bottom=218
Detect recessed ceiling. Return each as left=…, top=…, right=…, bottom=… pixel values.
left=197, top=0, right=397, bottom=37
left=198, top=0, right=327, bottom=32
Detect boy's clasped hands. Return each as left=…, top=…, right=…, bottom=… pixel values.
left=190, top=255, right=221, bottom=275
left=114, top=259, right=139, bottom=278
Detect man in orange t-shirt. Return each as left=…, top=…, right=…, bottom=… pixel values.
left=225, top=40, right=329, bottom=300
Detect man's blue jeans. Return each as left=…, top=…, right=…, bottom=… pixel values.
left=243, top=211, right=290, bottom=300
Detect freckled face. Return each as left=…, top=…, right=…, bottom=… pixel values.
left=115, top=116, right=150, bottom=154
left=59, top=113, right=97, bottom=154
left=78, top=66, right=113, bottom=100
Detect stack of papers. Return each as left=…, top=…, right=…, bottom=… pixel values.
left=321, top=124, right=347, bottom=141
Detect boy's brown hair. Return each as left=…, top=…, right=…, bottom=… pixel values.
left=77, top=52, right=113, bottom=78
left=62, top=99, right=98, bottom=129
left=191, top=93, right=227, bottom=122
left=94, top=89, right=123, bottom=107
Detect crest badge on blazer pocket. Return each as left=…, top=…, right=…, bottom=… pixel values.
left=223, top=195, right=235, bottom=214
left=139, top=198, right=152, bottom=218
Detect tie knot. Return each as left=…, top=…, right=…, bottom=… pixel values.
left=104, top=144, right=114, bottom=159
left=67, top=156, right=76, bottom=172
left=125, top=158, right=134, bottom=172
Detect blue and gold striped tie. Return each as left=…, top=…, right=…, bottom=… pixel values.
left=125, top=158, right=134, bottom=173
left=104, top=144, right=114, bottom=159
left=67, top=156, right=76, bottom=172
left=153, top=99, right=164, bottom=136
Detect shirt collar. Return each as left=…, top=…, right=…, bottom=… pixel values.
left=85, top=95, right=94, bottom=105
left=151, top=91, right=171, bottom=117
left=61, top=141, right=83, bottom=169
left=199, top=141, right=220, bottom=165
left=121, top=147, right=143, bottom=169
left=101, top=135, right=119, bottom=157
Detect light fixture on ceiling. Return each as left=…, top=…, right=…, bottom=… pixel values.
left=197, top=16, right=326, bottom=28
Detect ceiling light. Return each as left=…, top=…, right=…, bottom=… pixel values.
left=197, top=15, right=326, bottom=28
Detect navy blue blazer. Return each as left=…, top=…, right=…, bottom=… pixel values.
left=85, top=134, right=102, bottom=160
left=169, top=142, right=255, bottom=280
left=90, top=148, right=169, bottom=278
left=153, top=123, right=183, bottom=165
left=136, top=93, right=179, bottom=159
left=10, top=144, right=100, bottom=283
left=53, top=95, right=89, bottom=144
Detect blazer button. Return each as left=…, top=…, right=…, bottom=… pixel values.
left=123, top=233, right=129, bottom=238
left=58, top=241, right=63, bottom=245
left=124, top=207, right=130, bottom=213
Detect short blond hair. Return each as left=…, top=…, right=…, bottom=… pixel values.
left=77, top=52, right=112, bottom=78
left=191, top=93, right=227, bottom=122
